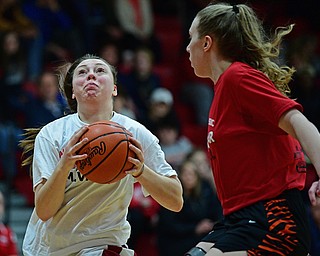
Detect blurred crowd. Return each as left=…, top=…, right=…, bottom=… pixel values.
left=0, top=0, right=320, bottom=255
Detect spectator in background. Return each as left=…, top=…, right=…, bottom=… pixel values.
left=114, top=0, right=162, bottom=63
left=113, top=84, right=137, bottom=120
left=118, top=47, right=161, bottom=120
left=0, top=0, right=38, bottom=82
left=157, top=160, right=222, bottom=256
left=178, top=0, right=211, bottom=50
left=186, top=147, right=215, bottom=189
left=99, top=41, right=137, bottom=120
left=155, top=119, right=193, bottom=169
left=127, top=182, right=160, bottom=251
left=62, top=0, right=123, bottom=55
left=0, top=0, right=37, bottom=38
left=286, top=34, right=320, bottom=130
left=181, top=81, right=214, bottom=126
left=22, top=0, right=76, bottom=80
left=99, top=41, right=121, bottom=68
left=0, top=31, right=29, bottom=186
left=0, top=190, right=18, bottom=256
left=0, top=31, right=28, bottom=125
left=99, top=40, right=134, bottom=76
left=141, top=87, right=178, bottom=134
left=23, top=71, right=67, bottom=128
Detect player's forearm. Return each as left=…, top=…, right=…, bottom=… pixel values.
left=136, top=165, right=183, bottom=212
left=280, top=109, right=320, bottom=177
left=293, top=118, right=320, bottom=177
left=35, top=166, right=70, bottom=221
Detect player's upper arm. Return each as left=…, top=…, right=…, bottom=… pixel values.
left=278, top=108, right=303, bottom=139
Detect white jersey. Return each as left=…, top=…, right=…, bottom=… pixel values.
left=22, top=112, right=176, bottom=256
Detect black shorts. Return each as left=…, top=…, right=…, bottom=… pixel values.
left=202, top=189, right=310, bottom=255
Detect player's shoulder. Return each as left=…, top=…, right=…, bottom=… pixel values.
left=38, top=114, right=78, bottom=137
left=112, top=112, right=157, bottom=142
left=112, top=112, right=146, bottom=131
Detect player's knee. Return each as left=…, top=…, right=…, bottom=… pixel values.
left=185, top=246, right=207, bottom=256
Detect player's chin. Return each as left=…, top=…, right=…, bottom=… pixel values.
left=194, top=70, right=206, bottom=78
left=194, top=67, right=210, bottom=78
left=84, top=91, right=100, bottom=99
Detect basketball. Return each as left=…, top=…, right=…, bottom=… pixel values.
left=76, top=121, right=135, bottom=184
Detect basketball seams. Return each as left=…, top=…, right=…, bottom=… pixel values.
left=106, top=132, right=133, bottom=183
left=81, top=138, right=130, bottom=178
left=77, top=131, right=131, bottom=153
left=75, top=121, right=133, bottom=184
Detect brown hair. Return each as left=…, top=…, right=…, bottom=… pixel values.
left=196, top=2, right=295, bottom=96
left=179, top=160, right=202, bottom=199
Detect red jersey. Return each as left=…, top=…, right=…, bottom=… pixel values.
left=208, top=62, right=306, bottom=215
left=0, top=223, right=18, bottom=256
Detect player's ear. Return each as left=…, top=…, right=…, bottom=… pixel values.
left=112, top=85, right=118, bottom=96
left=203, top=35, right=212, bottom=51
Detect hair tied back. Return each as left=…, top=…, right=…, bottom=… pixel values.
left=232, top=4, right=239, bottom=14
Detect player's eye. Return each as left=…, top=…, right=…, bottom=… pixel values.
left=96, top=67, right=105, bottom=73
left=78, top=69, right=87, bottom=75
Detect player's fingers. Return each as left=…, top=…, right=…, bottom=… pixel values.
left=316, top=180, right=320, bottom=196
left=73, top=137, right=89, bottom=153
left=309, top=181, right=320, bottom=206
left=128, top=136, right=142, bottom=150
left=69, top=126, right=89, bottom=145
left=128, top=142, right=143, bottom=161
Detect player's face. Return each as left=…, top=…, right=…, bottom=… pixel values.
left=186, top=17, right=207, bottom=78
left=72, top=59, right=117, bottom=102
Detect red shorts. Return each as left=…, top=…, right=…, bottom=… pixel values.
left=102, top=245, right=137, bottom=256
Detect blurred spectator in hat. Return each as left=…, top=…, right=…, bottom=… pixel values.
left=141, top=87, right=179, bottom=134
left=150, top=87, right=173, bottom=105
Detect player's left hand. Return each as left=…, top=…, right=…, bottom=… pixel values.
left=309, top=179, right=320, bottom=206
left=126, top=136, right=145, bottom=177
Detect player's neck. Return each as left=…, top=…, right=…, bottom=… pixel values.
left=78, top=110, right=114, bottom=124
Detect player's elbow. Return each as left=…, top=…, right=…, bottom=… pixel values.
left=169, top=187, right=184, bottom=212
left=36, top=207, right=53, bottom=222
left=170, top=177, right=183, bottom=212
left=172, top=197, right=184, bottom=212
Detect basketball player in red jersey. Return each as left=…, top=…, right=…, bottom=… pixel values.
left=185, top=2, right=320, bottom=256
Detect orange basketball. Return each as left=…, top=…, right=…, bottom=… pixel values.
left=76, top=121, right=135, bottom=184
